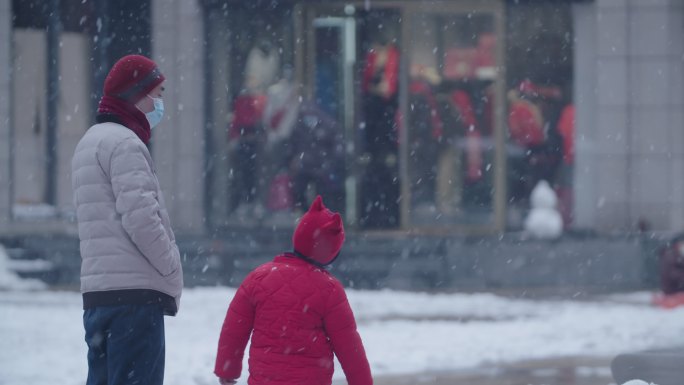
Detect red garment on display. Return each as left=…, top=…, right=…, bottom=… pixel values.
left=481, top=88, right=494, bottom=136
left=362, top=44, right=399, bottom=99
left=507, top=99, right=544, bottom=147
left=443, top=47, right=478, bottom=79
left=228, top=94, right=267, bottom=140
left=557, top=104, right=575, bottom=165
left=476, top=33, right=496, bottom=69
left=465, top=129, right=483, bottom=181
left=451, top=90, right=477, bottom=130
left=451, top=90, right=483, bottom=181
left=518, top=79, right=562, bottom=100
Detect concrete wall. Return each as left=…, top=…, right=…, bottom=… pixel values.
left=11, top=30, right=47, bottom=206
left=7, top=230, right=655, bottom=293
left=0, top=0, right=11, bottom=224
left=152, top=0, right=206, bottom=234
left=575, top=0, right=684, bottom=231
left=10, top=30, right=90, bottom=215
left=177, top=233, right=657, bottom=291
left=1, top=0, right=207, bottom=233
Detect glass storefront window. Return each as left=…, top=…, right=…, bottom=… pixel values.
left=303, top=4, right=504, bottom=232
left=407, top=11, right=498, bottom=228
left=5, top=0, right=575, bottom=234
left=505, top=2, right=574, bottom=229
left=202, top=1, right=578, bottom=235
left=204, top=1, right=507, bottom=233
left=204, top=3, right=298, bottom=228
left=355, top=9, right=403, bottom=229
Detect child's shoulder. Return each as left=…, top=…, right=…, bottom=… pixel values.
left=246, top=256, right=344, bottom=287
left=310, top=268, right=345, bottom=291
left=249, top=260, right=280, bottom=276
left=247, top=258, right=309, bottom=279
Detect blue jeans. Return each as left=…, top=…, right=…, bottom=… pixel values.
left=83, top=304, right=165, bottom=385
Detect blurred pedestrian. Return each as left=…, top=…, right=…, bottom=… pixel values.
left=71, top=54, right=183, bottom=385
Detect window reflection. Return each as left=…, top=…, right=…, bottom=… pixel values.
left=408, top=12, right=497, bottom=226
left=202, top=2, right=573, bottom=233
left=506, top=3, right=573, bottom=228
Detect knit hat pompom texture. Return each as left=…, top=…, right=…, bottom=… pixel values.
left=104, top=55, right=165, bottom=103
left=293, top=196, right=345, bottom=265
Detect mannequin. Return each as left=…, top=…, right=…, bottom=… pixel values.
left=228, top=38, right=281, bottom=217
left=260, top=66, right=300, bottom=211
left=245, top=39, right=280, bottom=94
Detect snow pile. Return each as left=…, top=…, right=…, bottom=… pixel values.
left=0, top=244, right=47, bottom=290
left=622, top=381, right=658, bottom=385
left=524, top=180, right=563, bottom=239
left=12, top=203, right=58, bottom=220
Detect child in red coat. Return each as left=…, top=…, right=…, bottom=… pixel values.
left=214, top=196, right=373, bottom=385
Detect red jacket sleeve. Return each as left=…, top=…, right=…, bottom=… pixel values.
left=324, top=282, right=373, bottom=385
left=215, top=282, right=255, bottom=380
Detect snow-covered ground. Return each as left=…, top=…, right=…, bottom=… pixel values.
left=0, top=244, right=46, bottom=291
left=1, top=283, right=683, bottom=385
left=0, top=243, right=679, bottom=385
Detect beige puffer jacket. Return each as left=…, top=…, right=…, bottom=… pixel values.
left=71, top=122, right=183, bottom=310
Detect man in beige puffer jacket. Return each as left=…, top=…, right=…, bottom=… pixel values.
left=71, top=54, right=183, bottom=385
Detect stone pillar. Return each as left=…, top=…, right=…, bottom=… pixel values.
left=572, top=1, right=599, bottom=229
left=621, top=0, right=684, bottom=230
left=151, top=0, right=205, bottom=234
left=0, top=0, right=11, bottom=225
left=575, top=0, right=684, bottom=231
left=662, top=2, right=684, bottom=230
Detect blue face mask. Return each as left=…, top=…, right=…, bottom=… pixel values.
left=145, top=96, right=164, bottom=128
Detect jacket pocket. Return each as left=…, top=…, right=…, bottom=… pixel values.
left=159, top=246, right=182, bottom=277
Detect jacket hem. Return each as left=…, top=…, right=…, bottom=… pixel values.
left=83, top=288, right=178, bottom=316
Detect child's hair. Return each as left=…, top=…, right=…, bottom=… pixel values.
left=292, top=195, right=345, bottom=266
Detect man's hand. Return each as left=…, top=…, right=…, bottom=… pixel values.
left=218, top=378, right=237, bottom=385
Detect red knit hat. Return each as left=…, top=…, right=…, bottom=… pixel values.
left=293, top=196, right=345, bottom=265
left=103, top=54, right=165, bottom=103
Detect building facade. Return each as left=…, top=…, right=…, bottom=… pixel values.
left=0, top=0, right=682, bottom=236
left=574, top=0, right=684, bottom=231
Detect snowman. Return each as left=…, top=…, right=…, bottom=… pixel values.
left=524, top=180, right=563, bottom=239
